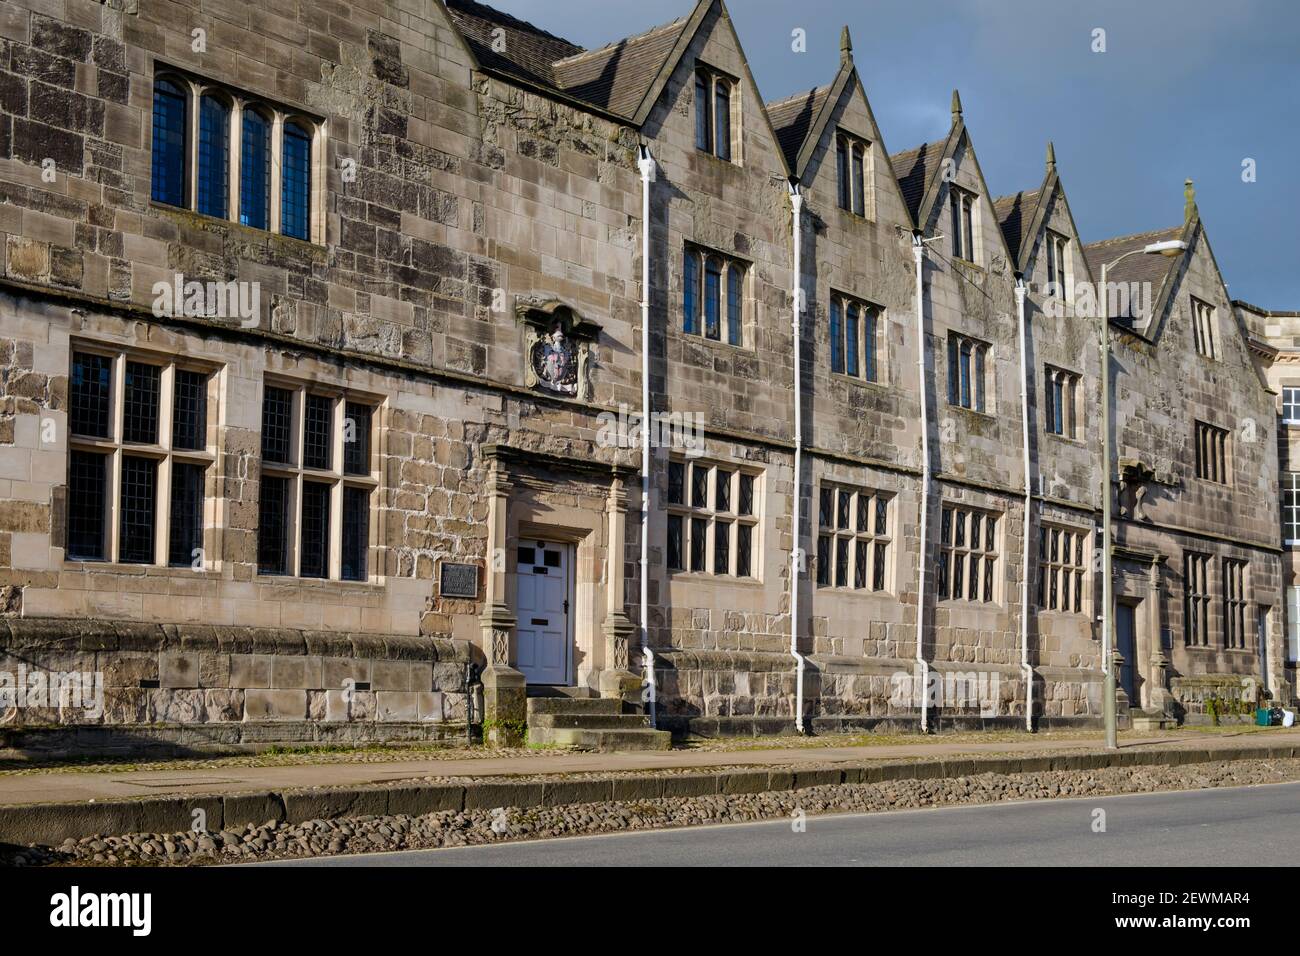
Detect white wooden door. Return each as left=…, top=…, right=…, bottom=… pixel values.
left=514, top=540, right=571, bottom=685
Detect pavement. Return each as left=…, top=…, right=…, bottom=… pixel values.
left=264, top=780, right=1300, bottom=867
left=1, top=727, right=1296, bottom=807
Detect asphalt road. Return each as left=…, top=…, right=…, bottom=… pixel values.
left=263, top=780, right=1300, bottom=867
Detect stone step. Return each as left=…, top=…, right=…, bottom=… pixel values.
left=1131, top=709, right=1174, bottom=731
left=530, top=727, right=672, bottom=752
left=525, top=696, right=626, bottom=716
left=528, top=712, right=651, bottom=731
left=525, top=685, right=599, bottom=700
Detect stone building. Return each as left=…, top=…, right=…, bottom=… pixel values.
left=0, top=0, right=1290, bottom=752
left=1239, top=300, right=1300, bottom=701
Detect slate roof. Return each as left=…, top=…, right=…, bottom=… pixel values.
left=444, top=0, right=582, bottom=89
left=553, top=19, right=689, bottom=118
left=889, top=139, right=947, bottom=223
left=444, top=0, right=689, bottom=119
left=992, top=188, right=1042, bottom=266
left=765, top=86, right=830, bottom=171
left=1083, top=227, right=1183, bottom=291
left=1083, top=226, right=1185, bottom=322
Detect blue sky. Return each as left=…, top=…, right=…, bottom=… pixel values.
left=484, top=0, right=1300, bottom=309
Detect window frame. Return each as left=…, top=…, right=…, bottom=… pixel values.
left=815, top=483, right=893, bottom=593
left=682, top=243, right=747, bottom=346
left=693, top=64, right=738, bottom=163
left=239, top=105, right=273, bottom=232
left=1282, top=386, right=1300, bottom=425
left=828, top=291, right=883, bottom=383
left=1284, top=472, right=1300, bottom=545
left=1193, top=420, right=1230, bottom=485
left=1044, top=230, right=1069, bottom=300
left=938, top=505, right=1001, bottom=604
left=1223, top=558, right=1248, bottom=650
left=65, top=344, right=218, bottom=569
left=1184, top=551, right=1211, bottom=647
left=1043, top=364, right=1080, bottom=439
left=1191, top=296, right=1219, bottom=360
left=948, top=185, right=977, bottom=263
left=835, top=130, right=871, bottom=218
left=947, top=332, right=990, bottom=413
left=196, top=90, right=232, bottom=220
left=665, top=458, right=760, bottom=580
left=256, top=378, right=382, bottom=583
left=1037, top=523, right=1090, bottom=614
left=150, top=67, right=324, bottom=244
left=1287, top=586, right=1300, bottom=664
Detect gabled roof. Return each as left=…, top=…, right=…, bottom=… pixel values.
left=552, top=18, right=691, bottom=118
left=889, top=93, right=1018, bottom=264
left=444, top=0, right=582, bottom=90
left=1082, top=226, right=1184, bottom=324
left=441, top=0, right=696, bottom=122
left=992, top=188, right=1041, bottom=267
left=889, top=138, right=947, bottom=225
left=1087, top=204, right=1274, bottom=392
left=766, top=86, right=830, bottom=172
left=990, top=143, right=1091, bottom=279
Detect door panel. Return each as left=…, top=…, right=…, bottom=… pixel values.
left=1257, top=606, right=1270, bottom=692
left=1116, top=603, right=1138, bottom=704
left=514, top=541, right=571, bottom=685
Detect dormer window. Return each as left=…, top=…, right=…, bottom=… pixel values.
left=835, top=132, right=869, bottom=216
left=949, top=185, right=977, bottom=262
left=1045, top=231, right=1069, bottom=299
left=694, top=65, right=735, bottom=161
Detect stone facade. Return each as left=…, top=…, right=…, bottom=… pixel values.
left=0, top=0, right=1291, bottom=748
left=1239, top=300, right=1300, bottom=707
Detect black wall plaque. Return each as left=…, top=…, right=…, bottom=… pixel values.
left=440, top=562, right=479, bottom=599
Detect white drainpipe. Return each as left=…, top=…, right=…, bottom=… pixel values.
left=1015, top=278, right=1034, bottom=731
left=912, top=235, right=930, bottom=733
left=637, top=145, right=657, bottom=728
left=789, top=183, right=806, bottom=734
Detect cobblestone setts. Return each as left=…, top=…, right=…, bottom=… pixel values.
left=3, top=758, right=1297, bottom=866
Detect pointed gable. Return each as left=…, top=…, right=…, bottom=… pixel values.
left=993, top=143, right=1091, bottom=281
left=767, top=86, right=830, bottom=172
left=552, top=18, right=691, bottom=118
left=992, top=188, right=1041, bottom=267
left=1083, top=227, right=1184, bottom=305
left=765, top=28, right=912, bottom=229
left=1085, top=182, right=1265, bottom=392
left=888, top=92, right=1017, bottom=270
left=889, top=139, right=946, bottom=226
